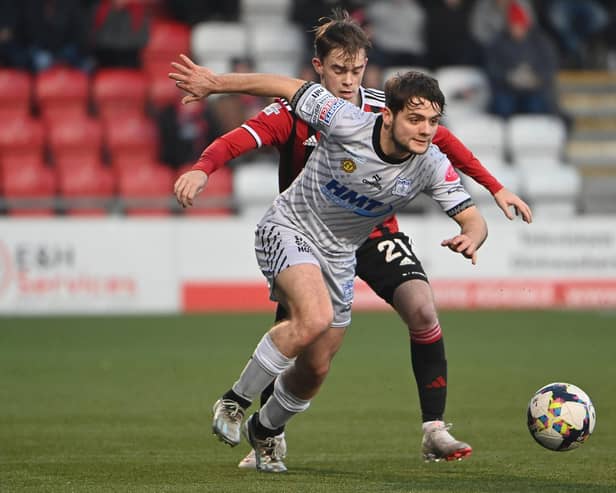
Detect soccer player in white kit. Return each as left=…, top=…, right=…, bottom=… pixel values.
left=173, top=61, right=488, bottom=472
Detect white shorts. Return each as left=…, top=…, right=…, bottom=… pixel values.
left=254, top=220, right=355, bottom=327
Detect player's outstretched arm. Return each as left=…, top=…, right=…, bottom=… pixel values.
left=169, top=54, right=305, bottom=104
left=174, top=169, right=208, bottom=208
left=493, top=187, right=533, bottom=223
left=441, top=205, right=488, bottom=265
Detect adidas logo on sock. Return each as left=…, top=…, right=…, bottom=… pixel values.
left=426, top=376, right=447, bottom=389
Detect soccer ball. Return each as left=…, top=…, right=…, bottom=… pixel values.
left=527, top=382, right=596, bottom=451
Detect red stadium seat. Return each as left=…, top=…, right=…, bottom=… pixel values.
left=1, top=158, right=55, bottom=216
left=177, top=163, right=234, bottom=216
left=92, top=68, right=147, bottom=119
left=142, top=20, right=190, bottom=77
left=47, top=117, right=103, bottom=169
left=104, top=114, right=159, bottom=170
left=35, top=67, right=89, bottom=121
left=0, top=117, right=45, bottom=163
left=149, top=72, right=182, bottom=110
left=117, top=162, right=173, bottom=216
left=57, top=162, right=115, bottom=216
left=0, top=69, right=32, bottom=120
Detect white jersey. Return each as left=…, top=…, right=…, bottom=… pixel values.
left=259, top=82, right=473, bottom=258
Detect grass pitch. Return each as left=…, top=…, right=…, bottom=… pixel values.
left=1, top=311, right=615, bottom=492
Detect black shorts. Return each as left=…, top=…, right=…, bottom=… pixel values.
left=355, top=231, right=428, bottom=306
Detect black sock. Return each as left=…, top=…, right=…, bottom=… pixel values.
left=251, top=411, right=284, bottom=439
left=411, top=337, right=447, bottom=422
left=260, top=380, right=275, bottom=407
left=222, top=389, right=252, bottom=410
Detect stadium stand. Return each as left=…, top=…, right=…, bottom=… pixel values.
left=104, top=115, right=159, bottom=170
left=434, top=65, right=491, bottom=116
left=191, top=21, right=247, bottom=74
left=240, top=0, right=292, bottom=25
left=47, top=117, right=104, bottom=171
left=92, top=68, right=148, bottom=120
left=0, top=69, right=32, bottom=120
left=56, top=162, right=115, bottom=216
left=35, top=67, right=89, bottom=122
left=117, top=162, right=174, bottom=216
left=232, top=159, right=278, bottom=217
left=248, top=22, right=305, bottom=77
left=141, top=19, right=191, bottom=78
left=0, top=156, right=55, bottom=216
left=0, top=117, right=45, bottom=163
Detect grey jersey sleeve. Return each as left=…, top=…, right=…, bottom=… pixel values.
left=423, top=147, right=475, bottom=217
left=290, top=82, right=368, bottom=138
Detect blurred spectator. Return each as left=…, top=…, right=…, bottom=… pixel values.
left=470, top=0, right=535, bottom=47
left=484, top=2, right=560, bottom=119
left=0, top=1, right=27, bottom=68
left=542, top=0, right=609, bottom=68
left=90, top=0, right=152, bottom=68
left=22, top=0, right=90, bottom=72
left=421, top=0, right=481, bottom=69
left=164, top=0, right=239, bottom=25
left=363, top=0, right=427, bottom=68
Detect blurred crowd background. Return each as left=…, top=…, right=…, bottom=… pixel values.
left=1, top=0, right=615, bottom=218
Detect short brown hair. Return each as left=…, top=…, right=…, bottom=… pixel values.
left=385, top=71, right=446, bottom=115
left=312, top=9, right=371, bottom=61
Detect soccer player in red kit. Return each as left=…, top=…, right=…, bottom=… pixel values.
left=172, top=11, right=532, bottom=470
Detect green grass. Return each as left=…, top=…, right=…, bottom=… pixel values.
left=1, top=311, right=615, bottom=492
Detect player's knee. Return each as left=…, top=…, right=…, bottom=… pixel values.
left=293, top=310, right=333, bottom=348
left=408, top=303, right=438, bottom=335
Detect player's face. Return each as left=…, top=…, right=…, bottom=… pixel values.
left=382, top=98, right=442, bottom=157
left=312, top=48, right=367, bottom=105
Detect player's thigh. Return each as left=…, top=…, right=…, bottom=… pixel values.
left=355, top=231, right=429, bottom=305
left=275, top=263, right=332, bottom=319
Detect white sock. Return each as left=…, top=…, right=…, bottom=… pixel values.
left=259, top=376, right=310, bottom=430
left=232, top=333, right=295, bottom=401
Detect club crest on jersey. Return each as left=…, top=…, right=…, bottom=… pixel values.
left=322, top=179, right=394, bottom=217
left=341, top=159, right=357, bottom=173
left=392, top=177, right=412, bottom=196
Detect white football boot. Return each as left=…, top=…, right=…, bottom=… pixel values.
left=422, top=421, right=472, bottom=462
left=242, top=414, right=287, bottom=472
left=238, top=432, right=287, bottom=469
left=212, top=398, right=245, bottom=447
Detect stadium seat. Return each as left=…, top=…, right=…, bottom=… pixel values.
left=177, top=163, right=234, bottom=216
left=142, top=19, right=191, bottom=77
left=57, top=162, right=115, bottom=215
left=443, top=113, right=507, bottom=163
left=434, top=65, right=491, bottom=115
left=0, top=117, right=45, bottom=163
left=104, top=115, right=159, bottom=170
left=248, top=23, right=305, bottom=77
left=148, top=72, right=182, bottom=111
left=117, top=162, right=174, bottom=216
left=507, top=114, right=567, bottom=162
left=35, top=67, right=89, bottom=121
left=92, top=69, right=148, bottom=119
left=232, top=160, right=278, bottom=217
left=1, top=157, right=55, bottom=216
left=240, top=0, right=292, bottom=25
left=0, top=69, right=32, bottom=120
left=516, top=157, right=580, bottom=217
left=191, top=21, right=248, bottom=73
left=47, top=117, right=103, bottom=169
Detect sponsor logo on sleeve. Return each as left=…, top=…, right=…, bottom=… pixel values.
left=445, top=164, right=459, bottom=182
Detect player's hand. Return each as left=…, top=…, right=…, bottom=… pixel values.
left=493, top=187, right=533, bottom=223
left=174, top=169, right=208, bottom=208
left=169, top=54, right=217, bottom=105
left=441, top=234, right=479, bottom=265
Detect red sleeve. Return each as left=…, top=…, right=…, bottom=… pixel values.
left=433, top=125, right=503, bottom=195
left=192, top=99, right=294, bottom=175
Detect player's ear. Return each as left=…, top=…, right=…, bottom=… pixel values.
left=312, top=57, right=323, bottom=75
left=381, top=106, right=393, bottom=127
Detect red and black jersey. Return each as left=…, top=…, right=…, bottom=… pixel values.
left=193, top=86, right=503, bottom=239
